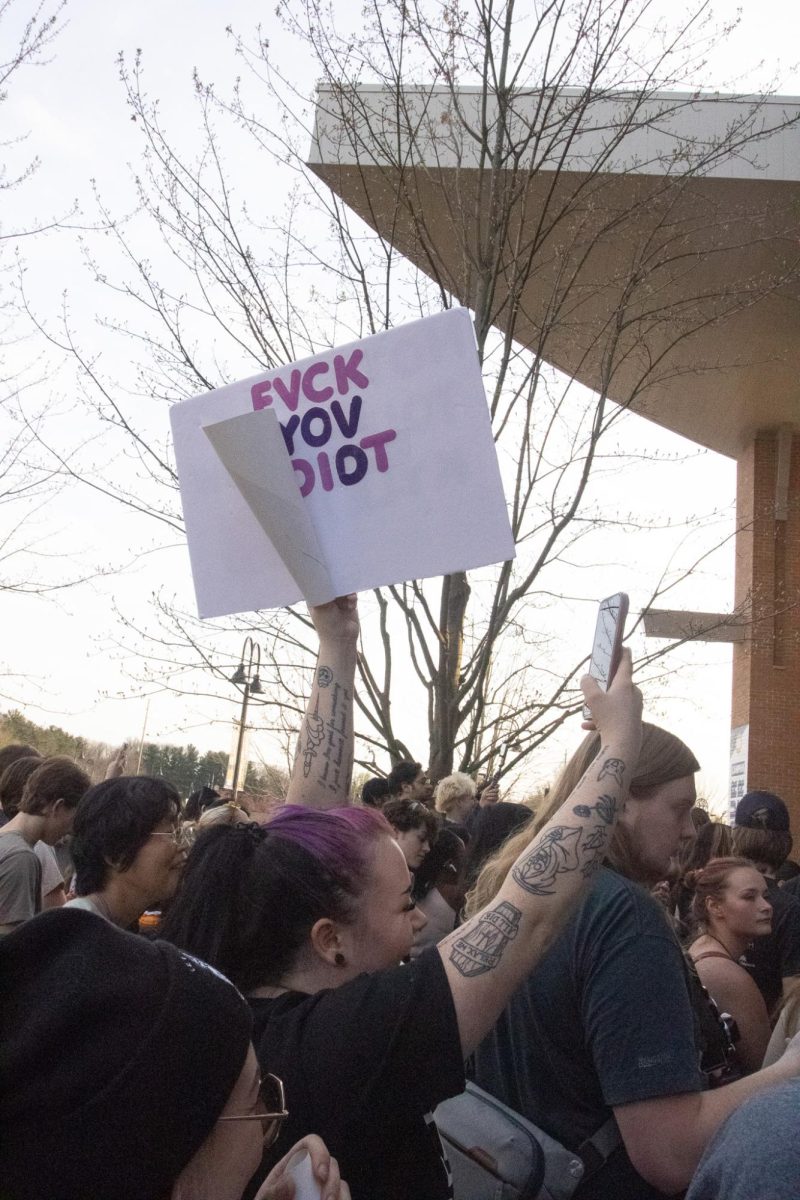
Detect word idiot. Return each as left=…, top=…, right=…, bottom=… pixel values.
left=251, top=350, right=397, bottom=496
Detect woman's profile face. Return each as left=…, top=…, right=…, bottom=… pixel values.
left=343, top=836, right=427, bottom=972
left=393, top=824, right=431, bottom=870
left=709, top=867, right=772, bottom=939
left=117, top=810, right=187, bottom=906
left=621, top=775, right=697, bottom=882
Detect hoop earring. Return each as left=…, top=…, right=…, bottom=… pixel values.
left=334, top=952, right=346, bottom=967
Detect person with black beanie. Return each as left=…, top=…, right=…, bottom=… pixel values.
left=0, top=908, right=349, bottom=1200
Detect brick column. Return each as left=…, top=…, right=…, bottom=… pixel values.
left=731, top=429, right=800, bottom=825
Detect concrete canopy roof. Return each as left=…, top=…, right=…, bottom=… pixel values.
left=309, top=86, right=800, bottom=458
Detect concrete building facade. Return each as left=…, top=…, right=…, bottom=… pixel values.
left=308, top=86, right=800, bottom=821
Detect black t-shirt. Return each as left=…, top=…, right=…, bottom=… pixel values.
left=742, top=878, right=800, bottom=1013
left=246, top=948, right=464, bottom=1200
left=471, top=867, right=704, bottom=1200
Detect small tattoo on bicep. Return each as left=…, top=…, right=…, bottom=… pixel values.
left=598, top=757, right=625, bottom=786
left=448, top=901, right=521, bottom=977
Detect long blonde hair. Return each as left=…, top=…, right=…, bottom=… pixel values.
left=465, top=723, right=699, bottom=917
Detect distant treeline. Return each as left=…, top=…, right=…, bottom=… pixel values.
left=0, top=710, right=288, bottom=800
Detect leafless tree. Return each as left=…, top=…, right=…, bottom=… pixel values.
left=26, top=0, right=797, bottom=780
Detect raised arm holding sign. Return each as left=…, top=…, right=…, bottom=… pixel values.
left=285, top=595, right=359, bottom=811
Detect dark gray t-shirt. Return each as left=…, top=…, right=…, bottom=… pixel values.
left=471, top=867, right=704, bottom=1199
left=687, top=1078, right=800, bottom=1200
left=0, top=833, right=41, bottom=928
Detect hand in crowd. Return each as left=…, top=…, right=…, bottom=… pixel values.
left=478, top=780, right=500, bottom=807
left=309, top=593, right=359, bottom=645
left=255, top=1134, right=350, bottom=1200
left=580, top=647, right=642, bottom=756
left=104, top=743, right=128, bottom=780
left=779, top=1026, right=800, bottom=1072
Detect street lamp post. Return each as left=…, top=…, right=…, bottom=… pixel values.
left=229, top=637, right=263, bottom=802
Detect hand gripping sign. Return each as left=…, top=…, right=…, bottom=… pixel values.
left=170, top=308, right=516, bottom=618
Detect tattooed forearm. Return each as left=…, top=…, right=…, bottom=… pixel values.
left=512, top=827, right=582, bottom=895
left=301, top=696, right=325, bottom=778
left=597, top=757, right=625, bottom=786
left=448, top=901, right=521, bottom=977
left=316, top=680, right=351, bottom=792
left=511, top=755, right=628, bottom=895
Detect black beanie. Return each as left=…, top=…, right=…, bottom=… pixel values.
left=0, top=908, right=253, bottom=1200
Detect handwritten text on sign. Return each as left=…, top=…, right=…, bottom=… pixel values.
left=250, top=349, right=397, bottom=496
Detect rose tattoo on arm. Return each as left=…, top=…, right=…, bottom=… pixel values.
left=512, top=826, right=582, bottom=895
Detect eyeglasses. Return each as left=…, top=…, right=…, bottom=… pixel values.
left=148, top=827, right=191, bottom=849
left=218, top=1073, right=288, bottom=1148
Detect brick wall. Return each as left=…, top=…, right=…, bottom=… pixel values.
left=732, top=430, right=800, bottom=828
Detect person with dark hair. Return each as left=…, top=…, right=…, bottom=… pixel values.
left=185, top=785, right=222, bottom=823
left=386, top=759, right=434, bottom=805
left=0, top=907, right=349, bottom=1200
left=0, top=744, right=40, bottom=828
left=775, top=859, right=800, bottom=885
left=463, top=802, right=533, bottom=891
left=360, top=776, right=390, bottom=808
left=409, top=828, right=468, bottom=958
left=0, top=757, right=90, bottom=934
left=468, top=728, right=800, bottom=1200
left=731, top=790, right=800, bottom=1012
left=380, top=796, right=440, bottom=870
left=687, top=857, right=773, bottom=1073
left=0, top=756, right=66, bottom=910
left=66, top=776, right=187, bottom=928
left=161, top=595, right=645, bottom=1200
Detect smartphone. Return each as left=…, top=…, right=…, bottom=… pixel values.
left=583, top=592, right=629, bottom=720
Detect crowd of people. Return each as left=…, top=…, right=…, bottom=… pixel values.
left=2, top=592, right=800, bottom=1199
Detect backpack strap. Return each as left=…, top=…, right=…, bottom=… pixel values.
left=576, top=1117, right=621, bottom=1178
left=692, top=951, right=735, bottom=965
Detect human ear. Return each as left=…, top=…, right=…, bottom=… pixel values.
left=308, top=917, right=346, bottom=967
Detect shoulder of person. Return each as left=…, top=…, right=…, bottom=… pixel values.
left=579, top=867, right=676, bottom=940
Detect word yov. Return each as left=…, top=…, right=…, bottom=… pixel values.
left=251, top=349, right=397, bottom=497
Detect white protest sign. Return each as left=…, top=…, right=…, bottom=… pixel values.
left=170, top=307, right=515, bottom=617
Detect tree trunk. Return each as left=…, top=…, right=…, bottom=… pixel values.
left=429, top=570, right=471, bottom=780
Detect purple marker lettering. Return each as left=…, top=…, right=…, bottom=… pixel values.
left=251, top=379, right=272, bottom=410
left=273, top=368, right=302, bottom=413
left=292, top=459, right=315, bottom=497
left=330, top=395, right=362, bottom=439
left=317, top=451, right=335, bottom=492
left=302, top=361, right=334, bottom=404
left=336, top=444, right=368, bottom=486
left=360, top=429, right=396, bottom=472
left=280, top=415, right=300, bottom=455
left=333, top=349, right=368, bottom=395
left=301, top=408, right=332, bottom=448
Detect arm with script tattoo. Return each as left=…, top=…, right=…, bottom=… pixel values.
left=285, top=594, right=359, bottom=811
left=438, top=648, right=643, bottom=1056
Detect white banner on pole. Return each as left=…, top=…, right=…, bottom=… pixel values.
left=171, top=307, right=515, bottom=617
